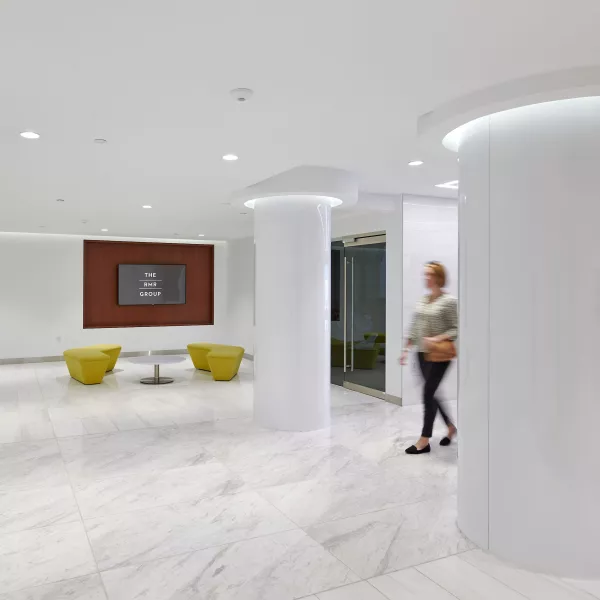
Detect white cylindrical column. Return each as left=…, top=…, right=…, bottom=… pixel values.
left=457, top=97, right=600, bottom=578
left=253, top=195, right=332, bottom=431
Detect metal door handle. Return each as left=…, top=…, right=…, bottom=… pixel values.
left=351, top=257, right=355, bottom=372
left=343, top=257, right=347, bottom=373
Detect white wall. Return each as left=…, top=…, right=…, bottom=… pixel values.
left=401, top=196, right=459, bottom=405
left=0, top=233, right=228, bottom=360
left=227, top=237, right=255, bottom=354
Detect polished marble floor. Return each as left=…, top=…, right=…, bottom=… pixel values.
left=0, top=357, right=598, bottom=599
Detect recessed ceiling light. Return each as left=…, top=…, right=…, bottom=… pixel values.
left=20, top=131, right=40, bottom=139
left=408, top=160, right=424, bottom=166
left=94, top=138, right=107, bottom=144
left=142, top=205, right=152, bottom=209
left=435, top=180, right=459, bottom=190
left=198, top=234, right=205, bottom=237
left=101, top=228, right=108, bottom=232
left=222, top=154, right=238, bottom=161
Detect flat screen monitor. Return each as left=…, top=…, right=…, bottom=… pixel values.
left=118, top=264, right=186, bottom=306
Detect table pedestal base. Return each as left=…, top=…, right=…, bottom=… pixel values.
left=139, top=365, right=174, bottom=385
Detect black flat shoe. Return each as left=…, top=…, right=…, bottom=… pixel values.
left=405, top=444, right=431, bottom=455
left=440, top=430, right=457, bottom=446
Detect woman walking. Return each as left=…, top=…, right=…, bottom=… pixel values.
left=400, top=261, right=457, bottom=455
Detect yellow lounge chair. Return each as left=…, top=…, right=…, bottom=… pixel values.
left=63, top=348, right=111, bottom=385
left=188, top=343, right=245, bottom=381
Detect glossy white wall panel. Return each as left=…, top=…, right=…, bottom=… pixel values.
left=457, top=121, right=491, bottom=550
left=459, top=97, right=600, bottom=577
left=253, top=196, right=331, bottom=431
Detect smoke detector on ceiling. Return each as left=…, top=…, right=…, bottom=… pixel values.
left=230, top=88, right=253, bottom=103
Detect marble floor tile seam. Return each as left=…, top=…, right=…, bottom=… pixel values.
left=0, top=521, right=102, bottom=597
left=0, top=451, right=74, bottom=494
left=2, top=573, right=109, bottom=599
left=298, top=495, right=435, bottom=533
left=395, top=567, right=464, bottom=600
left=51, top=419, right=213, bottom=444
left=259, top=486, right=443, bottom=530
left=404, top=547, right=475, bottom=575
left=415, top=556, right=532, bottom=600
left=90, top=525, right=335, bottom=576
left=0, top=499, right=84, bottom=536
left=313, top=580, right=386, bottom=599
left=77, top=489, right=474, bottom=587
left=72, top=475, right=254, bottom=522
left=455, top=551, right=600, bottom=600
left=60, top=448, right=241, bottom=485
left=249, top=489, right=376, bottom=586
left=54, top=447, right=254, bottom=565
left=304, top=500, right=476, bottom=580
left=60, top=458, right=110, bottom=588
left=47, top=411, right=254, bottom=440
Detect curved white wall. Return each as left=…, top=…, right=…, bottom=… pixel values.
left=458, top=97, right=600, bottom=578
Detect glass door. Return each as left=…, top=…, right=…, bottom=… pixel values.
left=330, top=241, right=345, bottom=387
left=331, top=235, right=386, bottom=397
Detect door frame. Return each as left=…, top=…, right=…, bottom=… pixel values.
left=332, top=232, right=398, bottom=402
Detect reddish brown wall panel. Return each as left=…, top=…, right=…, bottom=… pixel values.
left=83, top=240, right=214, bottom=329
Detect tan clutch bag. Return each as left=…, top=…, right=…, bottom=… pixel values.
left=426, top=340, right=457, bottom=363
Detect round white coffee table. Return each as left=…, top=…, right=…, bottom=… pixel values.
left=129, top=355, right=187, bottom=385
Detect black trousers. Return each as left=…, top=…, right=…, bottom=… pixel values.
left=418, top=352, right=453, bottom=438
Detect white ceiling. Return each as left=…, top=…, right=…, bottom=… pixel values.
left=1, top=0, right=599, bottom=240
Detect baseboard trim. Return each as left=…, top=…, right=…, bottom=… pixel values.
left=0, top=349, right=255, bottom=366
left=384, top=393, right=403, bottom=406
left=0, top=349, right=190, bottom=366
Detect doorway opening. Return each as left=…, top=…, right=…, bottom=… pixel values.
left=331, top=233, right=386, bottom=399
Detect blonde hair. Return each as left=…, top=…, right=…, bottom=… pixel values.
left=426, top=261, right=447, bottom=288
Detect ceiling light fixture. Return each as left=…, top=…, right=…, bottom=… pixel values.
left=94, top=138, right=107, bottom=144
left=198, top=234, right=205, bottom=237
left=408, top=160, right=424, bottom=166
left=435, top=180, right=459, bottom=190
left=20, top=131, right=40, bottom=139
left=142, top=205, right=152, bottom=209
left=230, top=88, right=254, bottom=103
left=101, top=228, right=108, bottom=232
left=222, top=154, right=238, bottom=161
